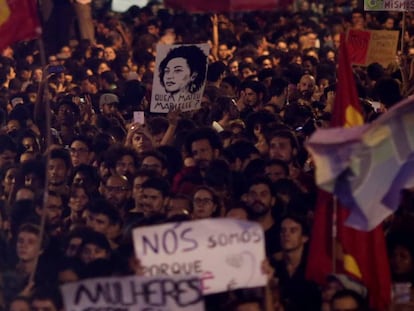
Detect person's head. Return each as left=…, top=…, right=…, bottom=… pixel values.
left=224, top=140, right=260, bottom=172
left=80, top=75, right=99, bottom=94
left=388, top=233, right=414, bottom=281
left=267, top=130, right=299, bottom=164
left=0, top=134, right=17, bottom=169
left=35, top=191, right=64, bottom=229
left=331, top=289, right=368, bottom=311
left=269, top=77, right=288, bottom=103
left=63, top=227, right=92, bottom=258
left=106, top=145, right=140, bottom=181
left=297, top=73, right=316, bottom=100
left=210, top=96, right=239, bottom=123
left=18, top=130, right=41, bottom=154
left=166, top=193, right=192, bottom=218
left=220, top=75, right=241, bottom=98
left=140, top=150, right=168, bottom=176
left=159, top=45, right=207, bottom=94
left=226, top=205, right=249, bottom=220
left=191, top=185, right=221, bottom=219
left=231, top=298, right=264, bottom=311
left=79, top=230, right=111, bottom=264
left=69, top=135, right=93, bottom=168
left=125, top=124, right=154, bottom=154
left=323, top=274, right=368, bottom=304
left=239, top=62, right=257, bottom=80
left=86, top=198, right=120, bottom=236
left=245, top=177, right=276, bottom=219
left=70, top=164, right=100, bottom=192
left=48, top=148, right=71, bottom=187
left=8, top=296, right=31, bottom=311
left=31, top=288, right=62, bottom=311
left=99, top=93, right=119, bottom=116
left=55, top=99, right=80, bottom=126
left=140, top=177, right=170, bottom=215
left=147, top=18, right=160, bottom=36
left=264, top=159, right=289, bottom=182
left=68, top=184, right=90, bottom=214
left=16, top=223, right=46, bottom=263
left=207, top=61, right=227, bottom=83
left=240, top=80, right=266, bottom=108
left=57, top=257, right=83, bottom=284
left=185, top=127, right=222, bottom=170
left=373, top=77, right=402, bottom=109
left=280, top=214, right=309, bottom=252
left=0, top=163, right=19, bottom=197
left=103, top=46, right=116, bottom=62
left=351, top=8, right=366, bottom=30
left=20, top=159, right=45, bottom=189
left=102, top=174, right=131, bottom=208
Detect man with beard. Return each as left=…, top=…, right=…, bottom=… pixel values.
left=48, top=148, right=71, bottom=197
left=138, top=177, right=170, bottom=217
left=102, top=174, right=133, bottom=218
left=35, top=191, right=64, bottom=237
left=296, top=74, right=317, bottom=106
left=266, top=129, right=315, bottom=193
left=172, top=127, right=222, bottom=195
left=244, top=177, right=280, bottom=257
left=237, top=80, right=267, bottom=119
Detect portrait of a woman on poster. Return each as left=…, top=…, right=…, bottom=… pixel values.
left=158, top=45, right=207, bottom=101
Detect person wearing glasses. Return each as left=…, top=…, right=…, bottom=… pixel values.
left=68, top=135, right=92, bottom=168
left=191, top=185, right=222, bottom=220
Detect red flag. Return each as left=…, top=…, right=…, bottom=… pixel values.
left=306, top=33, right=391, bottom=311
left=0, top=0, right=41, bottom=51
left=164, top=0, right=293, bottom=12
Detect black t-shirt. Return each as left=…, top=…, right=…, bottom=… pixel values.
left=264, top=222, right=281, bottom=257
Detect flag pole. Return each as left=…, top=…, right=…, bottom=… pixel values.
left=401, top=11, right=406, bottom=54
left=332, top=196, right=337, bottom=273
left=28, top=1, right=52, bottom=286
left=29, top=33, right=52, bottom=285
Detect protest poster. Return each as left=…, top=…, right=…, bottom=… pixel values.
left=132, top=218, right=267, bottom=295
left=347, top=29, right=399, bottom=67
left=150, top=43, right=210, bottom=113
left=60, top=275, right=204, bottom=311
left=364, top=0, right=414, bottom=11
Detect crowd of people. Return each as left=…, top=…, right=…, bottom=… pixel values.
left=1, top=0, right=414, bottom=310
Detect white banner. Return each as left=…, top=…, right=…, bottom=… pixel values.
left=364, top=0, right=414, bottom=11
left=60, top=275, right=204, bottom=311
left=132, top=219, right=267, bottom=294
left=150, top=43, right=210, bottom=113
left=111, top=0, right=150, bottom=12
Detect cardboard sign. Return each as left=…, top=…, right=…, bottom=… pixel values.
left=347, top=29, right=399, bottom=67
left=132, top=219, right=267, bottom=295
left=60, top=275, right=204, bottom=311
left=364, top=0, right=414, bottom=11
left=150, top=43, right=210, bottom=113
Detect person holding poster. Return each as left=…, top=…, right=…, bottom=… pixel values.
left=151, top=44, right=209, bottom=113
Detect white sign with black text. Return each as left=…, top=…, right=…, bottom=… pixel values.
left=60, top=275, right=204, bottom=311
left=132, top=218, right=267, bottom=295
left=150, top=43, right=210, bottom=113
